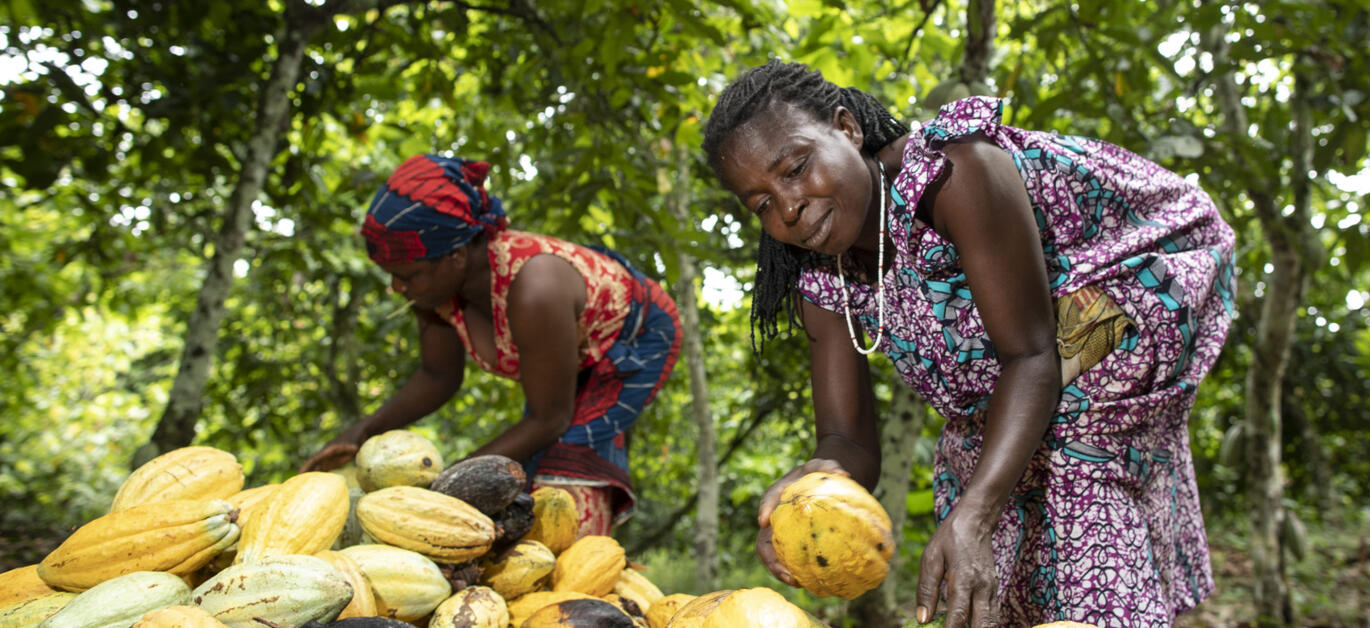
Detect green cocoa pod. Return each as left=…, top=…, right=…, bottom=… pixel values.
left=39, top=571, right=189, bottom=628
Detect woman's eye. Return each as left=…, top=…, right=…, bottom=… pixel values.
left=754, top=199, right=770, bottom=216
left=788, top=160, right=806, bottom=178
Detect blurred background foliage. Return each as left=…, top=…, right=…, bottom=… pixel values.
left=1, top=0, right=1367, bottom=625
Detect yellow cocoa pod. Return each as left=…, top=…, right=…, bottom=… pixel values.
left=612, top=567, right=663, bottom=613
left=132, top=605, right=229, bottom=627
left=224, top=483, right=280, bottom=527
left=41, top=571, right=191, bottom=628
left=602, top=594, right=649, bottom=621
left=506, top=591, right=596, bottom=628
left=427, top=585, right=508, bottom=628
left=663, top=590, right=731, bottom=628
left=110, top=446, right=244, bottom=512
left=235, top=471, right=348, bottom=564
left=479, top=539, right=555, bottom=600
left=645, top=593, right=695, bottom=628
left=356, top=486, right=495, bottom=563
left=38, top=499, right=239, bottom=592
left=524, top=598, right=636, bottom=627
left=699, top=587, right=809, bottom=628
left=769, top=472, right=894, bottom=600
left=340, top=544, right=450, bottom=621
left=316, top=550, right=378, bottom=619
left=523, top=487, right=580, bottom=554
left=0, top=591, right=77, bottom=626
left=0, top=564, right=57, bottom=607
left=355, top=430, right=443, bottom=492
left=551, top=535, right=626, bottom=597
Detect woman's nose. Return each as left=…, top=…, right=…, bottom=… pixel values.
left=778, top=194, right=805, bottom=224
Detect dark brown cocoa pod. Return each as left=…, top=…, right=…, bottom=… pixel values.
left=439, top=559, right=485, bottom=591
left=488, top=491, right=535, bottom=554
left=429, top=454, right=527, bottom=515
left=296, top=617, right=414, bottom=627
left=522, top=598, right=637, bottom=627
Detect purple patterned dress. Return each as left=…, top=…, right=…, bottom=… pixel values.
left=796, top=97, right=1235, bottom=626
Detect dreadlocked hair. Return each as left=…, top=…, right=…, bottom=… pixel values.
left=701, top=59, right=911, bottom=356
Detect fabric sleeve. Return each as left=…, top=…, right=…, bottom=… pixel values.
left=921, top=96, right=1005, bottom=148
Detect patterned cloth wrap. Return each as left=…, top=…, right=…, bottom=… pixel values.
left=437, top=230, right=682, bottom=527
left=361, top=154, right=508, bottom=265
left=796, top=97, right=1236, bottom=627
left=525, top=244, right=682, bottom=526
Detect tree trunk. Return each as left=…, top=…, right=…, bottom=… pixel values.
left=959, top=0, right=995, bottom=86
left=324, top=276, right=366, bottom=425
left=137, top=19, right=311, bottom=467
left=852, top=383, right=927, bottom=626
left=1209, top=25, right=1320, bottom=626
left=667, top=156, right=718, bottom=590
left=1284, top=389, right=1334, bottom=514
left=1243, top=247, right=1301, bottom=627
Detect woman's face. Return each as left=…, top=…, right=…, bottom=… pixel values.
left=381, top=250, right=465, bottom=310
left=716, top=102, right=874, bottom=257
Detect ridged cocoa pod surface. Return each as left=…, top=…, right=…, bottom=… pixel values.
left=696, top=588, right=810, bottom=628
left=662, top=590, right=731, bottom=628
left=644, top=593, right=695, bottom=628
left=429, top=455, right=527, bottom=515
left=505, top=591, right=596, bottom=628
left=612, top=568, right=664, bottom=615
left=551, top=536, right=626, bottom=597
left=131, top=605, right=230, bottom=627
left=38, top=499, right=239, bottom=592
left=298, top=618, right=414, bottom=627
left=479, top=540, right=555, bottom=600
left=315, top=550, right=379, bottom=619
left=0, top=591, right=78, bottom=626
left=191, top=555, right=353, bottom=628
left=523, top=598, right=637, bottom=627
left=355, top=486, right=495, bottom=563
left=110, top=446, right=244, bottom=512
left=339, top=544, right=451, bottom=622
left=355, top=430, right=443, bottom=492
left=235, top=472, right=349, bottom=564
left=39, top=571, right=191, bottom=628
left=523, top=487, right=579, bottom=555
left=0, top=564, right=57, bottom=607
left=427, top=585, right=508, bottom=628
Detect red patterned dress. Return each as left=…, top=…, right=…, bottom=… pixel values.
left=437, top=230, right=681, bottom=532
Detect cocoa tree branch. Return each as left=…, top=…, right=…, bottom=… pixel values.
left=625, top=394, right=781, bottom=556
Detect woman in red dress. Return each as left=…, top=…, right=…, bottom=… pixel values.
left=303, top=154, right=681, bottom=533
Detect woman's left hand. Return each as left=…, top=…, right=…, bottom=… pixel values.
left=915, top=501, right=999, bottom=627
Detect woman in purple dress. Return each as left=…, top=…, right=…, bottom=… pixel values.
left=702, top=60, right=1234, bottom=627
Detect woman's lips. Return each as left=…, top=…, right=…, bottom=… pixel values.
left=803, top=208, right=833, bottom=249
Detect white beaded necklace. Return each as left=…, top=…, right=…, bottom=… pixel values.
left=837, top=158, right=888, bottom=355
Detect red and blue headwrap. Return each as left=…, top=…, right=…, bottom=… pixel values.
left=360, top=154, right=509, bottom=266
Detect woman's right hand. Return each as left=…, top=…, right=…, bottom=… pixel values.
left=755, top=458, right=852, bottom=587
left=299, top=430, right=367, bottom=473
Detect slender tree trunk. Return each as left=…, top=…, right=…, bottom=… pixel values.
left=852, top=384, right=927, bottom=626
left=140, top=27, right=308, bottom=465
left=324, top=276, right=366, bottom=425
left=960, top=0, right=995, bottom=86
left=666, top=155, right=718, bottom=590
left=1284, top=390, right=1334, bottom=514
left=1209, top=26, right=1320, bottom=626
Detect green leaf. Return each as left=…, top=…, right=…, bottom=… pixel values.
left=906, top=489, right=935, bottom=516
